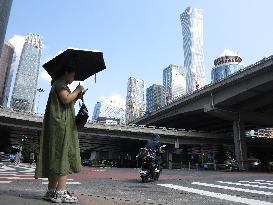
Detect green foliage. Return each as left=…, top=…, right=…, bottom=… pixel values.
left=22, top=143, right=39, bottom=162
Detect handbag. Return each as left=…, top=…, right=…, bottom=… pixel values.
left=75, top=96, right=89, bottom=128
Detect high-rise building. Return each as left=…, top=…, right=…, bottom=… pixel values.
left=5, top=35, right=26, bottom=108
left=0, top=42, right=15, bottom=106
left=163, top=64, right=186, bottom=104
left=146, top=84, right=165, bottom=114
left=180, top=7, right=206, bottom=93
left=125, top=77, right=145, bottom=123
left=11, top=33, right=42, bottom=112
left=0, top=0, right=13, bottom=57
left=92, top=99, right=126, bottom=124
left=211, top=49, right=244, bottom=82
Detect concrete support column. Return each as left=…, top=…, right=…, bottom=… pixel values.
left=90, top=151, right=97, bottom=160
left=168, top=151, right=172, bottom=169
left=233, top=120, right=248, bottom=170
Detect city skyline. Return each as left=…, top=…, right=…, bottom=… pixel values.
left=3, top=0, right=273, bottom=115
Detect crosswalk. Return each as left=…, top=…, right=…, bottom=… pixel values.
left=158, top=179, right=273, bottom=205
left=0, top=163, right=81, bottom=185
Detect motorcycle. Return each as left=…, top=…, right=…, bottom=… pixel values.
left=225, top=158, right=239, bottom=171
left=136, top=145, right=166, bottom=183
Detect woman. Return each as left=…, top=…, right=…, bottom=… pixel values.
left=35, top=66, right=85, bottom=203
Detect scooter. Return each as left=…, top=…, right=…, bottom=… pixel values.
left=137, top=145, right=166, bottom=183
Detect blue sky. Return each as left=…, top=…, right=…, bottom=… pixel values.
left=5, top=0, right=273, bottom=114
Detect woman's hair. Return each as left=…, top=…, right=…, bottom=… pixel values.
left=51, top=66, right=76, bottom=85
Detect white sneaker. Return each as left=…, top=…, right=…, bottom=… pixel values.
left=51, top=190, right=78, bottom=203
left=42, top=190, right=55, bottom=201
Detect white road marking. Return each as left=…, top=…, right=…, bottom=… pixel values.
left=39, top=178, right=73, bottom=181
left=239, top=181, right=273, bottom=186
left=42, top=182, right=81, bottom=185
left=255, top=180, right=265, bottom=182
left=192, top=182, right=273, bottom=196
left=217, top=181, right=273, bottom=190
left=0, top=177, right=34, bottom=180
left=158, top=184, right=273, bottom=205
left=0, top=181, right=12, bottom=184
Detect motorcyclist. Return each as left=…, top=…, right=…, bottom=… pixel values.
left=145, top=133, right=164, bottom=172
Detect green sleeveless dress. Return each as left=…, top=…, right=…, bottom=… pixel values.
left=35, top=78, right=82, bottom=178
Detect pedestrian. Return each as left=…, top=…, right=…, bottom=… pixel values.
left=35, top=66, right=86, bottom=203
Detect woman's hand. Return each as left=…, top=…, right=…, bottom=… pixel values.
left=76, top=83, right=84, bottom=93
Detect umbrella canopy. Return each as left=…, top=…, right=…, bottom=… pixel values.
left=43, top=48, right=106, bottom=81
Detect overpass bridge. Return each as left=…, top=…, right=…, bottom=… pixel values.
left=0, top=107, right=232, bottom=168
left=136, top=55, right=273, bottom=169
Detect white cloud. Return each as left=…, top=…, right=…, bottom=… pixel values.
left=40, top=70, right=52, bottom=81
left=8, top=35, right=25, bottom=57
left=99, top=94, right=126, bottom=108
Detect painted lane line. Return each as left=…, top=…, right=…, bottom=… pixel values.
left=238, top=181, right=273, bottom=186
left=192, top=182, right=273, bottom=196
left=158, top=184, right=273, bottom=205
left=40, top=178, right=73, bottom=181
left=255, top=180, right=265, bottom=182
left=42, top=182, right=81, bottom=185
left=0, top=174, right=34, bottom=177
left=0, top=171, right=17, bottom=173
left=0, top=176, right=34, bottom=179
left=0, top=181, right=12, bottom=184
left=217, top=181, right=273, bottom=190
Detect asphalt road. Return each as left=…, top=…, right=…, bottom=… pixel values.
left=1, top=163, right=273, bottom=205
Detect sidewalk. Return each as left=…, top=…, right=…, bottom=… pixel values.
left=0, top=190, right=139, bottom=205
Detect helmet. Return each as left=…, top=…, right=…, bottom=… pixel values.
left=150, top=133, right=160, bottom=141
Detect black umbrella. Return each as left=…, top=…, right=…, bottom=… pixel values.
left=43, top=48, right=106, bottom=81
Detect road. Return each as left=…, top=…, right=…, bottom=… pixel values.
left=1, top=163, right=273, bottom=204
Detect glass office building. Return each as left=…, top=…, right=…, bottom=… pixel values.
left=11, top=33, right=42, bottom=112
left=0, top=0, right=13, bottom=57
left=146, top=84, right=165, bottom=113
left=180, top=7, right=206, bottom=93
left=211, top=49, right=244, bottom=83
left=0, top=42, right=15, bottom=106
left=125, top=77, right=145, bottom=123
left=163, top=64, right=186, bottom=104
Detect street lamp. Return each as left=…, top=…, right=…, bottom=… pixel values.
left=37, top=88, right=45, bottom=113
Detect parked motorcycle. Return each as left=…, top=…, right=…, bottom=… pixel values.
left=136, top=145, right=166, bottom=183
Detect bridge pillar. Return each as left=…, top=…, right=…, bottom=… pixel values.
left=233, top=120, right=248, bottom=171
left=168, top=151, right=172, bottom=169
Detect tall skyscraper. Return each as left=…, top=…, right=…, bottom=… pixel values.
left=180, top=7, right=206, bottom=93
left=11, top=33, right=42, bottom=112
left=0, top=0, right=13, bottom=57
left=211, top=49, right=244, bottom=82
left=0, top=42, right=15, bottom=106
left=92, top=101, right=125, bottom=124
left=146, top=84, right=165, bottom=114
left=6, top=35, right=25, bottom=108
left=125, top=77, right=145, bottom=123
left=163, top=64, right=186, bottom=104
